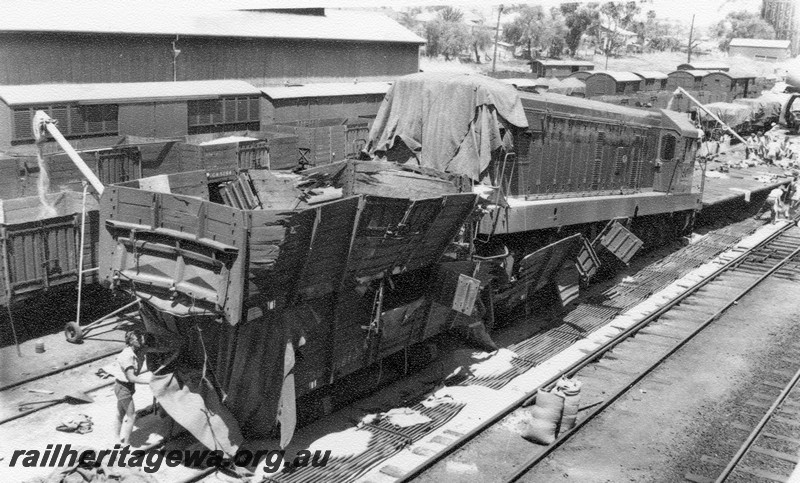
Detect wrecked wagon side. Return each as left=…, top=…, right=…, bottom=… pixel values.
left=97, top=165, right=477, bottom=450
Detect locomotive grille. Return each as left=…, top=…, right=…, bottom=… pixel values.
left=591, top=132, right=605, bottom=190
left=614, top=147, right=625, bottom=176
left=591, top=158, right=602, bottom=190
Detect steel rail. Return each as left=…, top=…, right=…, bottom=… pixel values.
left=714, top=361, right=800, bottom=482
left=504, top=227, right=800, bottom=482
left=397, top=220, right=798, bottom=483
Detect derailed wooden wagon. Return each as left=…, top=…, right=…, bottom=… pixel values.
left=98, top=163, right=478, bottom=450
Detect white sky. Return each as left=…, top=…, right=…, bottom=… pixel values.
left=220, top=0, right=763, bottom=29
left=26, top=0, right=766, bottom=30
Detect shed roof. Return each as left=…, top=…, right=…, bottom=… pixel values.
left=633, top=71, right=669, bottom=80
left=669, top=69, right=711, bottom=78
left=729, top=38, right=791, bottom=49
left=0, top=80, right=262, bottom=106
left=532, top=59, right=595, bottom=67
left=588, top=71, right=642, bottom=82
left=261, top=82, right=393, bottom=100
left=0, top=5, right=425, bottom=44
left=677, top=62, right=730, bottom=71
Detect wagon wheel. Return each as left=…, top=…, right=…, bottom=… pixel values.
left=64, top=321, right=84, bottom=344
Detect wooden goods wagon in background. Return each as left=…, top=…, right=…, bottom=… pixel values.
left=0, top=191, right=98, bottom=307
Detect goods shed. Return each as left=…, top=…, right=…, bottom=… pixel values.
left=633, top=71, right=669, bottom=91
left=0, top=79, right=263, bottom=147
left=0, top=7, right=424, bottom=86
left=728, top=38, right=791, bottom=62
left=530, top=59, right=594, bottom=79
left=584, top=71, right=642, bottom=97
left=260, top=82, right=391, bottom=125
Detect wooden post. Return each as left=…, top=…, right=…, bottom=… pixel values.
left=687, top=14, right=695, bottom=64
left=492, top=5, right=503, bottom=74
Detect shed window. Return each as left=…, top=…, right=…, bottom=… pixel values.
left=12, top=104, right=118, bottom=143
left=630, top=82, right=640, bottom=92
left=616, top=83, right=625, bottom=94
left=645, top=79, right=654, bottom=86
left=188, top=96, right=260, bottom=134
left=661, top=134, right=677, bottom=160
left=660, top=79, right=667, bottom=89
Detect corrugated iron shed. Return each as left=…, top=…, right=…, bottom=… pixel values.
left=0, top=80, right=262, bottom=106
left=729, top=38, right=790, bottom=49
left=0, top=6, right=425, bottom=44
left=261, top=82, right=393, bottom=100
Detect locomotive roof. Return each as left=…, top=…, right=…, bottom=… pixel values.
left=520, top=91, right=661, bottom=121
left=519, top=91, right=700, bottom=138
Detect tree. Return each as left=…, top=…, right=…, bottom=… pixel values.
left=468, top=19, right=493, bottom=63
left=561, top=3, right=599, bottom=56
left=392, top=7, right=423, bottom=34
left=597, top=1, right=640, bottom=67
left=713, top=10, right=776, bottom=51
left=502, top=5, right=565, bottom=59
left=425, top=8, right=469, bottom=60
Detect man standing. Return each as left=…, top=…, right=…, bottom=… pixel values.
left=115, top=330, right=152, bottom=444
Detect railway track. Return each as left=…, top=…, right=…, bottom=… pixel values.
left=398, top=219, right=800, bottom=483
left=685, top=351, right=800, bottom=482
left=4, top=219, right=797, bottom=483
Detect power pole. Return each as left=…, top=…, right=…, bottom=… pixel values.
left=687, top=14, right=695, bottom=64
left=492, top=5, right=503, bottom=73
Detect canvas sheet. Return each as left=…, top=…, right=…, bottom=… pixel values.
left=367, top=72, right=528, bottom=181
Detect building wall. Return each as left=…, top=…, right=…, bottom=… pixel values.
left=0, top=102, right=11, bottom=148
left=728, top=45, right=790, bottom=61
left=263, top=94, right=385, bottom=125
left=0, top=33, right=420, bottom=86
left=119, top=102, right=189, bottom=138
